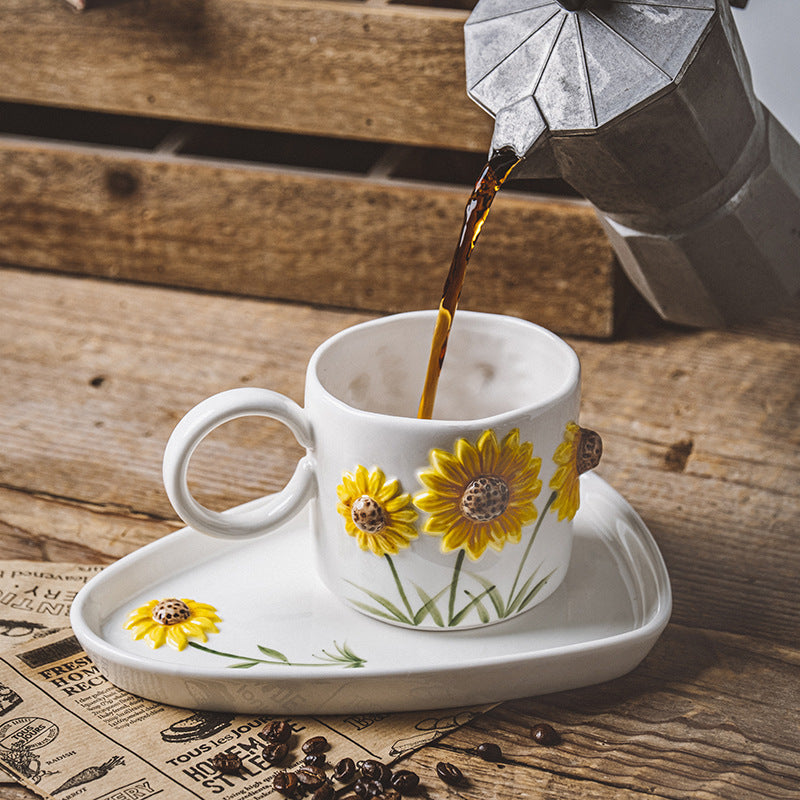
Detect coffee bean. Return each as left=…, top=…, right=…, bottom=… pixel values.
left=380, top=789, right=402, bottom=800
left=360, top=759, right=391, bottom=786
left=435, top=762, right=463, bottom=786
left=334, top=757, right=357, bottom=782
left=354, top=778, right=384, bottom=798
left=260, top=720, right=293, bottom=744
left=304, top=752, right=327, bottom=768
left=263, top=741, right=289, bottom=765
left=311, top=782, right=335, bottom=800
left=273, top=771, right=299, bottom=797
left=302, top=735, right=330, bottom=755
left=390, top=769, right=420, bottom=793
left=364, top=780, right=385, bottom=798
left=531, top=723, right=560, bottom=746
left=296, top=765, right=327, bottom=789
left=475, top=741, right=503, bottom=762
left=210, top=752, right=242, bottom=774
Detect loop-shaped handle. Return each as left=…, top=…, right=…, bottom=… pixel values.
left=162, top=388, right=315, bottom=539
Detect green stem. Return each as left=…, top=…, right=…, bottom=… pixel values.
left=385, top=554, right=415, bottom=620
left=507, top=491, right=556, bottom=606
left=188, top=642, right=340, bottom=668
left=448, top=549, right=466, bottom=625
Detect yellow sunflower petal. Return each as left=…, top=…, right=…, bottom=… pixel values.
left=146, top=625, right=167, bottom=649
left=414, top=493, right=459, bottom=514
left=191, top=616, right=220, bottom=631
left=431, top=448, right=468, bottom=484
left=416, top=470, right=462, bottom=495
left=130, top=621, right=157, bottom=640
left=455, top=437, right=481, bottom=477
left=337, top=500, right=352, bottom=517
left=123, top=612, right=153, bottom=629
left=180, top=621, right=208, bottom=640
left=166, top=625, right=189, bottom=651
left=476, top=429, right=501, bottom=471
left=342, top=473, right=360, bottom=497
left=383, top=491, right=411, bottom=512
left=367, top=468, right=386, bottom=496
left=389, top=507, right=418, bottom=523
left=355, top=465, right=371, bottom=494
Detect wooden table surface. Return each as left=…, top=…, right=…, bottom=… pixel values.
left=1, top=266, right=798, bottom=800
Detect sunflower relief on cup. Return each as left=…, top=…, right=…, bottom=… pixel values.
left=151, top=311, right=601, bottom=638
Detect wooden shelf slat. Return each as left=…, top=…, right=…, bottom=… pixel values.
left=0, top=0, right=493, bottom=152
left=0, top=136, right=621, bottom=337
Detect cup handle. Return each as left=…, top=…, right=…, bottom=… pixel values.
left=162, top=388, right=315, bottom=539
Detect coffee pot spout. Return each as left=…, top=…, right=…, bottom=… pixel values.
left=488, top=96, right=555, bottom=177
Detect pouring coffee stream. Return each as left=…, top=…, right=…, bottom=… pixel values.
left=417, top=148, right=521, bottom=420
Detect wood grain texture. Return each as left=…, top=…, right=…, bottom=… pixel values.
left=0, top=268, right=798, bottom=800
left=402, top=625, right=800, bottom=800
left=0, top=0, right=493, bottom=152
left=0, top=137, right=620, bottom=337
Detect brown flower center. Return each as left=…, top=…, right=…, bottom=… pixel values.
left=152, top=598, right=192, bottom=626
left=351, top=495, right=387, bottom=533
left=576, top=428, right=603, bottom=475
left=460, top=475, right=509, bottom=522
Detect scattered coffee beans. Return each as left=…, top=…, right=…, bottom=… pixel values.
left=531, top=723, right=560, bottom=746
left=302, top=735, right=330, bottom=755
left=475, top=741, right=503, bottom=762
left=333, top=757, right=357, bottom=782
left=261, top=720, right=293, bottom=744
left=210, top=752, right=242, bottom=774
left=435, top=762, right=464, bottom=786
left=273, top=770, right=299, bottom=797
left=263, top=741, right=289, bottom=765
left=390, top=769, right=420, bottom=793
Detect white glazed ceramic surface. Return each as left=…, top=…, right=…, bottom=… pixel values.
left=163, top=311, right=582, bottom=630
left=70, top=474, right=671, bottom=715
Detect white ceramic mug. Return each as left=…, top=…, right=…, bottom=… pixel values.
left=163, top=311, right=601, bottom=630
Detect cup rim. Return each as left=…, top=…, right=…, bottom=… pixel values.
left=307, top=310, right=580, bottom=426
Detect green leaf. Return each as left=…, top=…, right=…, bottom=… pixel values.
left=412, top=585, right=445, bottom=627
left=468, top=573, right=507, bottom=618
left=347, top=598, right=411, bottom=624
left=228, top=661, right=260, bottom=669
left=507, top=568, right=541, bottom=615
left=464, top=591, right=490, bottom=623
left=257, top=646, right=289, bottom=662
left=517, top=570, right=556, bottom=611
left=346, top=581, right=414, bottom=624
left=450, top=585, right=496, bottom=626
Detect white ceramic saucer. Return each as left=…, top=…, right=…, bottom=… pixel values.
left=71, top=473, right=671, bottom=714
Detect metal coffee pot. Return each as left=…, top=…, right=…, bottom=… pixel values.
left=464, top=0, right=800, bottom=326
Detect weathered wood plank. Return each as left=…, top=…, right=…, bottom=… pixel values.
left=571, top=310, right=800, bottom=646
left=0, top=0, right=493, bottom=152
left=1, top=270, right=798, bottom=651
left=0, top=137, right=620, bottom=338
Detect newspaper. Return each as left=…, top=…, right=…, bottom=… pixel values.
left=0, top=561, right=490, bottom=800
